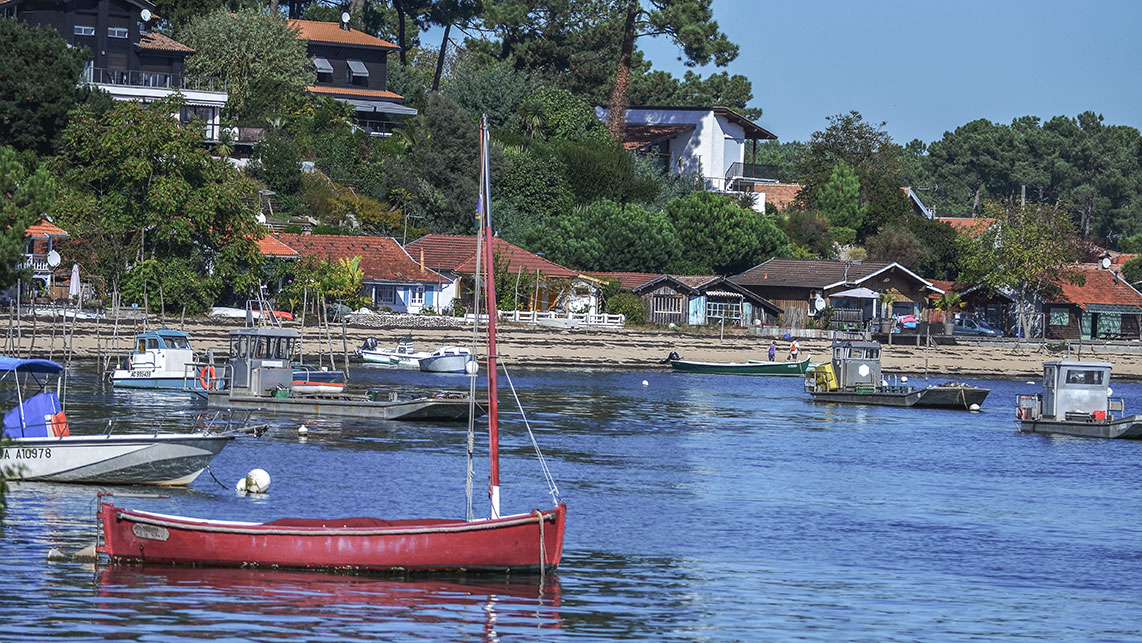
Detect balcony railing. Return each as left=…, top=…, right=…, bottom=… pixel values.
left=21, top=254, right=51, bottom=273
left=86, top=67, right=226, bottom=93
left=725, top=162, right=779, bottom=182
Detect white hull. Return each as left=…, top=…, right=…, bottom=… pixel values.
left=2, top=434, right=233, bottom=485
left=359, top=349, right=428, bottom=368
left=419, top=348, right=476, bottom=374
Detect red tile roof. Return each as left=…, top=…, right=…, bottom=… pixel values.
left=1111, top=253, right=1138, bottom=266
left=405, top=235, right=578, bottom=278
left=288, top=19, right=399, bottom=49
left=139, top=32, right=194, bottom=54
left=274, top=233, right=449, bottom=283
left=306, top=85, right=403, bottom=100
left=586, top=272, right=663, bottom=290
left=254, top=235, right=298, bottom=258
left=26, top=219, right=68, bottom=239
left=1047, top=267, right=1142, bottom=309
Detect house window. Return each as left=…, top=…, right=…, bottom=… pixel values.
left=653, top=295, right=682, bottom=315
left=409, top=286, right=425, bottom=305
left=1049, top=306, right=1070, bottom=326
left=376, top=285, right=395, bottom=305
left=706, top=300, right=741, bottom=324
left=74, top=25, right=95, bottom=36
left=107, top=27, right=128, bottom=38
left=1097, top=313, right=1122, bottom=338
left=891, top=301, right=914, bottom=317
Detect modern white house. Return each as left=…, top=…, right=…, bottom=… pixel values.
left=597, top=105, right=779, bottom=198
left=2, top=0, right=228, bottom=141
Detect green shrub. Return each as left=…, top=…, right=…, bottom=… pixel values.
left=606, top=291, right=645, bottom=325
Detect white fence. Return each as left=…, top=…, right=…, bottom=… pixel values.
left=499, top=310, right=625, bottom=329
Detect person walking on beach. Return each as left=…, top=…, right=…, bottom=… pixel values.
left=788, top=339, right=800, bottom=361
left=768, top=341, right=776, bottom=362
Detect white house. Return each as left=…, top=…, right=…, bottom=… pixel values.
left=597, top=105, right=779, bottom=198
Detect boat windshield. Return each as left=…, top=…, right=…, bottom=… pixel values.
left=1064, top=369, right=1105, bottom=386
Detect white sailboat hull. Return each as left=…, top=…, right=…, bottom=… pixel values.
left=2, top=434, right=233, bottom=485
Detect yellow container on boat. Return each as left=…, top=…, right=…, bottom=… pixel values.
left=808, top=363, right=838, bottom=391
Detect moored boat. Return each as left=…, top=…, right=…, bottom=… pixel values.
left=197, top=328, right=475, bottom=421
left=669, top=354, right=813, bottom=376
left=3, top=357, right=234, bottom=485
left=805, top=339, right=990, bottom=409
left=109, top=329, right=201, bottom=389
left=99, top=115, right=566, bottom=573
left=357, top=334, right=429, bottom=368
left=419, top=346, right=477, bottom=374
left=1016, top=360, right=1142, bottom=439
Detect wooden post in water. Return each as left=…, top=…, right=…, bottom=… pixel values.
left=299, top=287, right=307, bottom=366
left=106, top=290, right=120, bottom=374
left=16, top=280, right=23, bottom=357
left=28, top=292, right=37, bottom=356
left=341, top=309, right=350, bottom=381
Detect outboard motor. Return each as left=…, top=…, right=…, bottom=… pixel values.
left=659, top=351, right=681, bottom=364
left=356, top=337, right=378, bottom=355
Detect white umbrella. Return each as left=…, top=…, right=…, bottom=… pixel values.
left=830, top=287, right=880, bottom=299
left=68, top=264, right=81, bottom=299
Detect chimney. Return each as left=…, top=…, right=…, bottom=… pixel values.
left=419, top=248, right=424, bottom=274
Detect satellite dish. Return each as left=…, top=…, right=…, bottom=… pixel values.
left=140, top=8, right=151, bottom=21
left=341, top=11, right=351, bottom=23
left=256, top=213, right=267, bottom=225
left=814, top=296, right=826, bottom=312
left=1100, top=256, right=1112, bottom=270
left=46, top=250, right=61, bottom=268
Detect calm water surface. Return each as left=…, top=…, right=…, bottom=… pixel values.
left=3, top=361, right=1142, bottom=640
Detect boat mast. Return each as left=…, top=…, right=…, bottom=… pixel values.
left=479, top=115, right=501, bottom=519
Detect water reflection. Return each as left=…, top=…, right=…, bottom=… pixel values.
left=93, top=566, right=562, bottom=640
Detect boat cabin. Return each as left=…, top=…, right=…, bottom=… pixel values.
left=831, top=341, right=883, bottom=391
left=227, top=328, right=298, bottom=396
left=130, top=329, right=194, bottom=371
left=1036, top=360, right=1115, bottom=420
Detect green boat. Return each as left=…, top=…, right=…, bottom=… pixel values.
left=669, top=356, right=813, bottom=376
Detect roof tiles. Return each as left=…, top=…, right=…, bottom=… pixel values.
left=405, top=234, right=578, bottom=278
left=274, top=233, right=448, bottom=283
left=138, top=32, right=194, bottom=54
left=1047, top=267, right=1142, bottom=309
left=288, top=19, right=399, bottom=49
left=25, top=219, right=68, bottom=239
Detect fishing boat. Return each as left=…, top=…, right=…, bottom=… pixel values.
left=357, top=334, right=430, bottom=368
left=419, top=346, right=477, bottom=374
left=2, top=356, right=234, bottom=485
left=1016, top=360, right=1142, bottom=439
left=805, top=339, right=990, bottom=409
left=99, top=116, right=567, bottom=572
left=111, top=329, right=343, bottom=390
left=195, top=328, right=473, bottom=421
left=668, top=353, right=813, bottom=376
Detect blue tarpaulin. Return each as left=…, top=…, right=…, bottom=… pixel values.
left=3, top=392, right=63, bottom=438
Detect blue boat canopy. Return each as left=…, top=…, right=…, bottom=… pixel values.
left=0, top=356, right=64, bottom=375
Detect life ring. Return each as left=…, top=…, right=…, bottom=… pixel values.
left=199, top=365, right=217, bottom=390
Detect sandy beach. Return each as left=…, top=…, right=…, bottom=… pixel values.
left=7, top=314, right=1142, bottom=381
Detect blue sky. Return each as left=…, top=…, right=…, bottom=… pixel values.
left=637, top=0, right=1142, bottom=145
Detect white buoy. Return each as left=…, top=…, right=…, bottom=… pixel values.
left=297, top=424, right=308, bottom=435
left=969, top=403, right=981, bottom=412
left=465, top=360, right=478, bottom=375
left=1026, top=381, right=1035, bottom=385
left=245, top=468, right=271, bottom=494
left=1107, top=387, right=1114, bottom=397
left=235, top=477, right=247, bottom=494
left=900, top=376, right=908, bottom=383
left=642, top=380, right=649, bottom=387
left=668, top=322, right=677, bottom=329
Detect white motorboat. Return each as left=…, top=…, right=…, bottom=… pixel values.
left=356, top=334, right=429, bottom=368
left=109, top=329, right=202, bottom=389
left=2, top=357, right=235, bottom=485
left=419, top=346, right=477, bottom=374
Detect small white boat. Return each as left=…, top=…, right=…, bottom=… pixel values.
left=109, top=329, right=202, bottom=389
left=3, top=357, right=234, bottom=485
left=357, top=334, right=429, bottom=368
left=419, top=346, right=477, bottom=374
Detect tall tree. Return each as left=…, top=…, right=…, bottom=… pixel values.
left=53, top=99, right=261, bottom=310
left=0, top=19, right=89, bottom=155
left=958, top=201, right=1083, bottom=338
left=178, top=9, right=315, bottom=123
left=816, top=160, right=864, bottom=245
left=0, top=147, right=54, bottom=289
left=667, top=191, right=788, bottom=274
left=796, top=111, right=900, bottom=213
left=606, top=0, right=738, bottom=141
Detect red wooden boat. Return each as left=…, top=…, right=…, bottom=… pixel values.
left=98, top=116, right=567, bottom=574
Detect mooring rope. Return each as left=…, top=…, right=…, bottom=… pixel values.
left=499, top=360, right=562, bottom=506
left=205, top=464, right=229, bottom=490
left=534, top=509, right=546, bottom=581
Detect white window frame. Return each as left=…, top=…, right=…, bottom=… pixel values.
left=107, top=27, right=128, bottom=38
left=74, top=25, right=95, bottom=36
left=409, top=286, right=425, bottom=306
left=377, top=285, right=396, bottom=306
